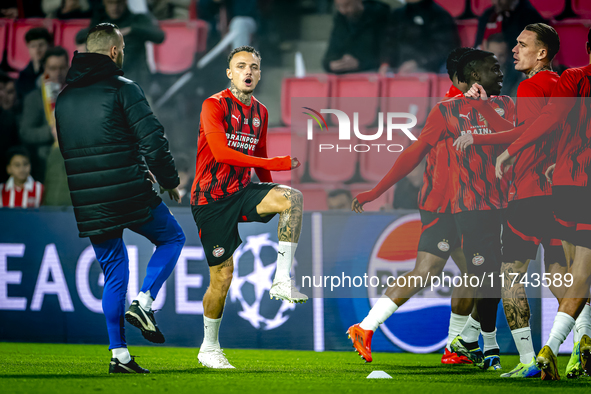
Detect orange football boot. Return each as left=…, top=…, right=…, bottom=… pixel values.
left=347, top=323, right=374, bottom=363
left=441, top=348, right=473, bottom=364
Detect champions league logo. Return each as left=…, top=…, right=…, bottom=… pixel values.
left=229, top=233, right=296, bottom=330
left=366, top=214, right=461, bottom=353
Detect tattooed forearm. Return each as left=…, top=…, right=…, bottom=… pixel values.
left=230, top=81, right=252, bottom=106
left=278, top=187, right=303, bottom=243
left=501, top=263, right=530, bottom=330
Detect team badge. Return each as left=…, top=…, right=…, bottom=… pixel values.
left=472, top=255, right=485, bottom=266
left=213, top=247, right=225, bottom=258
left=494, top=107, right=505, bottom=117
left=437, top=241, right=450, bottom=252
left=253, top=116, right=261, bottom=127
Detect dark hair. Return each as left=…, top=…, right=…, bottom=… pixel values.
left=227, top=46, right=261, bottom=67
left=75, top=27, right=90, bottom=46
left=456, top=50, right=495, bottom=84
left=328, top=189, right=352, bottom=200
left=0, top=70, right=13, bottom=85
left=524, top=23, right=560, bottom=63
left=446, top=47, right=475, bottom=80
left=588, top=27, right=591, bottom=44
left=5, top=146, right=31, bottom=167
left=42, top=46, right=69, bottom=66
left=88, top=22, right=119, bottom=38
left=25, top=27, right=52, bottom=44
left=486, top=33, right=506, bottom=45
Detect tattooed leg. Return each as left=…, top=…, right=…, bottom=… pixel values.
left=501, top=260, right=531, bottom=330
left=203, top=257, right=234, bottom=319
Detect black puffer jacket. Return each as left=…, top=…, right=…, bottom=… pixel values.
left=55, top=52, right=179, bottom=238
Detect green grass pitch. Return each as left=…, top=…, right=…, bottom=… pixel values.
left=0, top=343, right=589, bottom=393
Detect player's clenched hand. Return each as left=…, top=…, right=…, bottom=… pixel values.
left=160, top=186, right=182, bottom=204
left=351, top=197, right=364, bottom=213
left=465, top=83, right=487, bottom=100
left=453, top=134, right=474, bottom=151
left=545, top=163, right=556, bottom=185
left=495, top=149, right=512, bottom=179
left=291, top=157, right=301, bottom=170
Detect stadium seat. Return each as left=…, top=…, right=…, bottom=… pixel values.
left=54, top=19, right=89, bottom=58
left=266, top=127, right=307, bottom=184
left=553, top=20, right=591, bottom=68
left=280, top=74, right=334, bottom=126
left=196, top=19, right=208, bottom=53
left=308, top=133, right=359, bottom=183
left=573, top=0, right=591, bottom=18
left=330, top=73, right=380, bottom=127
left=456, top=19, right=478, bottom=48
left=529, top=0, right=566, bottom=19
left=297, top=184, right=329, bottom=211
left=434, top=0, right=466, bottom=18
left=153, top=21, right=199, bottom=74
left=6, top=18, right=54, bottom=71
left=471, top=0, right=491, bottom=16
left=348, top=183, right=395, bottom=212
left=359, top=132, right=409, bottom=183
left=380, top=73, right=434, bottom=126
left=0, top=19, right=7, bottom=64
left=435, top=74, right=454, bottom=98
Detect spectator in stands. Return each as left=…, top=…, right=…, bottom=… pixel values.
left=42, top=142, right=72, bottom=206
left=90, top=0, right=165, bottom=86
left=16, top=28, right=53, bottom=101
left=380, top=0, right=460, bottom=75
left=148, top=0, right=191, bottom=20
left=327, top=189, right=353, bottom=210
left=482, top=33, right=508, bottom=68
left=0, top=73, right=20, bottom=183
left=43, top=0, right=92, bottom=19
left=322, top=0, right=389, bottom=74
left=1, top=74, right=19, bottom=114
left=75, top=28, right=90, bottom=53
left=392, top=158, right=424, bottom=210
left=1, top=0, right=45, bottom=18
left=20, top=47, right=69, bottom=184
left=0, top=147, right=44, bottom=208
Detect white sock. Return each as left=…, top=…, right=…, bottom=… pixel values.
left=274, top=241, right=297, bottom=282
left=460, top=315, right=481, bottom=343
left=482, top=329, right=499, bottom=353
left=574, top=303, right=591, bottom=343
left=137, top=290, right=153, bottom=311
left=360, top=297, right=399, bottom=331
left=511, top=327, right=535, bottom=364
left=546, top=312, right=576, bottom=355
left=112, top=347, right=131, bottom=364
left=201, top=316, right=222, bottom=352
left=447, top=313, right=469, bottom=351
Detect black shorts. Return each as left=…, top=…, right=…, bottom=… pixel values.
left=553, top=186, right=591, bottom=249
left=191, top=182, right=277, bottom=266
left=503, top=197, right=566, bottom=265
left=454, top=210, right=503, bottom=275
left=418, top=210, right=460, bottom=259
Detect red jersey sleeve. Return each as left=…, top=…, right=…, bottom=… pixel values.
left=418, top=105, right=447, bottom=147
left=507, top=70, right=579, bottom=156
left=471, top=99, right=514, bottom=132
left=201, top=98, right=227, bottom=135
left=516, top=81, right=546, bottom=124
left=253, top=114, right=274, bottom=183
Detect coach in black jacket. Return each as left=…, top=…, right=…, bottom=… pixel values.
left=55, top=23, right=185, bottom=374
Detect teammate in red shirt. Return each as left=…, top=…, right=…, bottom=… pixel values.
left=348, top=47, right=477, bottom=365
left=453, top=24, right=575, bottom=378
left=191, top=46, right=307, bottom=369
left=0, top=147, right=43, bottom=208
left=493, top=29, right=591, bottom=381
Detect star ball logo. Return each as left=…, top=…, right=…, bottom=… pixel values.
left=302, top=107, right=419, bottom=153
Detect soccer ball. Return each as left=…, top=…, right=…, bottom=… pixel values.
left=229, top=233, right=296, bottom=330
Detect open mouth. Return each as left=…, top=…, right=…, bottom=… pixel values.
left=244, top=78, right=253, bottom=86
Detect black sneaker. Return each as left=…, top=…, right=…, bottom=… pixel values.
left=125, top=300, right=165, bottom=343
left=109, top=357, right=150, bottom=374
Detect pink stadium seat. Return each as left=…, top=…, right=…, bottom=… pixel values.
left=434, top=0, right=466, bottom=18
left=0, top=19, right=7, bottom=64
left=380, top=73, right=434, bottom=126
left=348, top=183, right=395, bottom=212
left=297, top=185, right=329, bottom=211
left=330, top=73, right=380, bottom=127
left=281, top=74, right=334, bottom=126
left=196, top=19, right=208, bottom=53
left=265, top=127, right=307, bottom=184
left=54, top=19, right=89, bottom=58
left=359, top=132, right=409, bottom=183
left=6, top=18, right=54, bottom=71
left=471, top=0, right=491, bottom=16
left=573, top=0, right=591, bottom=18
left=308, top=133, right=359, bottom=183
left=436, top=74, right=454, bottom=98
left=529, top=0, right=565, bottom=18
left=553, top=20, right=591, bottom=68
left=456, top=19, right=478, bottom=48
left=153, top=21, right=198, bottom=74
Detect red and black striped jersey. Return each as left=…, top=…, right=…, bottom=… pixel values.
left=191, top=89, right=269, bottom=205
left=419, top=96, right=515, bottom=213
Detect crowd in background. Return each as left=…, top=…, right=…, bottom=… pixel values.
left=0, top=0, right=584, bottom=210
